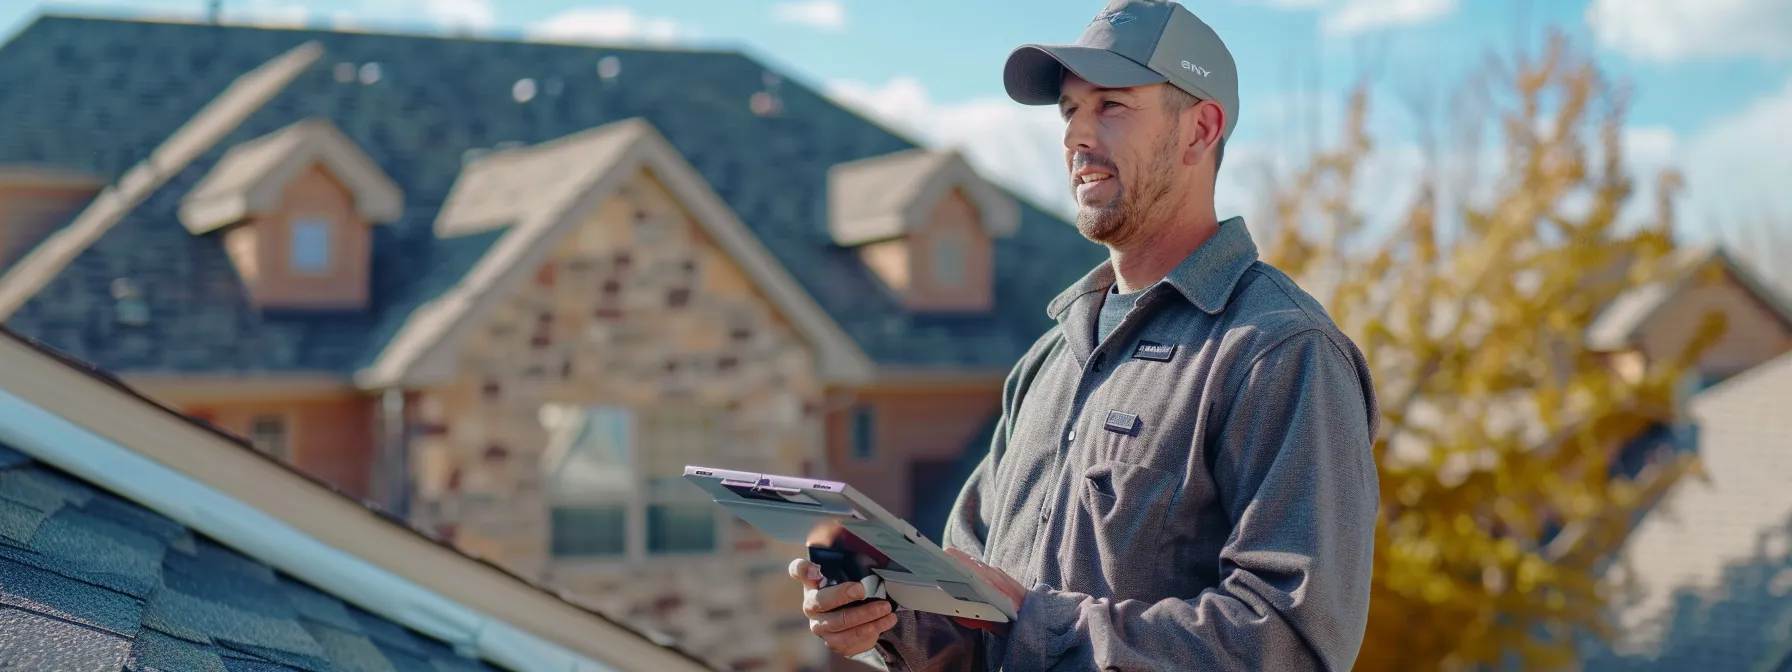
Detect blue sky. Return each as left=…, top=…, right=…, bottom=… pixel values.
left=5, top=0, right=1790, bottom=254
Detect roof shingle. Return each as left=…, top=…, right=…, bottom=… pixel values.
left=0, top=15, right=1104, bottom=375
left=0, top=442, right=508, bottom=672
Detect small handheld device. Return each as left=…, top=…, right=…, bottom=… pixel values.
left=808, top=546, right=889, bottom=610
left=683, top=466, right=1016, bottom=623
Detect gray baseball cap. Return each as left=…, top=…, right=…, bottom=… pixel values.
left=1004, top=0, right=1239, bottom=139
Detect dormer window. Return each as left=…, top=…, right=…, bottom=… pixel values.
left=177, top=118, right=402, bottom=310
left=827, top=150, right=1018, bottom=312
left=930, top=228, right=968, bottom=288
left=291, top=216, right=333, bottom=274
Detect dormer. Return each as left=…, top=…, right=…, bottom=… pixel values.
left=1589, top=247, right=1792, bottom=382
left=828, top=149, right=1019, bottom=312
left=0, top=166, right=105, bottom=267
left=179, top=118, right=402, bottom=310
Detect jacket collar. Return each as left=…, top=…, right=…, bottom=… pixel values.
left=1047, top=216, right=1260, bottom=319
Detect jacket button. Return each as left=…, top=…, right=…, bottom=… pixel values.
left=1066, top=428, right=1076, bottom=442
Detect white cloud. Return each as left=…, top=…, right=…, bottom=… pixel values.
left=832, top=71, right=1789, bottom=271
left=1679, top=75, right=1792, bottom=237
left=771, top=0, right=846, bottom=32
left=342, top=0, right=494, bottom=32
left=1253, top=0, right=1331, bottom=8
left=1323, top=0, right=1457, bottom=34
left=827, top=77, right=1074, bottom=215
left=1250, top=0, right=1459, bottom=35
left=241, top=0, right=309, bottom=27
left=528, top=7, right=682, bottom=45
left=424, top=0, right=495, bottom=30
left=825, top=77, right=1289, bottom=223
left=1587, top=0, right=1792, bottom=62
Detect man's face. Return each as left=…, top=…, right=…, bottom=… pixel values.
left=1058, top=74, right=1185, bottom=245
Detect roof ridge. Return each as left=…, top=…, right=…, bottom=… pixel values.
left=0, top=39, right=324, bottom=318
left=30, top=12, right=748, bottom=56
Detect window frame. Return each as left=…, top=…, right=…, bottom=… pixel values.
left=544, top=403, right=730, bottom=566
left=289, top=216, right=334, bottom=275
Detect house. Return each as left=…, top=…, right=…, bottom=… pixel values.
left=1588, top=245, right=1792, bottom=475
left=1581, top=349, right=1792, bottom=671
left=0, top=323, right=716, bottom=671
left=0, top=12, right=1103, bottom=670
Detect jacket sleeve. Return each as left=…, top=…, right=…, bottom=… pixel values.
left=851, top=333, right=1057, bottom=672
left=998, top=328, right=1381, bottom=672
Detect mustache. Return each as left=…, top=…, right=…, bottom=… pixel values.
left=1070, top=152, right=1118, bottom=176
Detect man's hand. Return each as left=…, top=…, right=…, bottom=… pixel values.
left=789, top=558, right=898, bottom=657
left=944, top=547, right=1027, bottom=635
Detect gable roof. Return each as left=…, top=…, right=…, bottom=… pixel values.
left=179, top=117, right=405, bottom=234
left=0, top=14, right=1105, bottom=378
left=361, top=117, right=875, bottom=388
left=827, top=148, right=1021, bottom=246
left=0, top=325, right=718, bottom=671
left=1586, top=245, right=1792, bottom=351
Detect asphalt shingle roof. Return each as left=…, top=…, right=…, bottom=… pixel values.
left=0, top=440, right=507, bottom=672
left=0, top=14, right=1104, bottom=375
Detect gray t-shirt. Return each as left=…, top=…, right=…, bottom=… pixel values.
left=1097, top=284, right=1150, bottom=345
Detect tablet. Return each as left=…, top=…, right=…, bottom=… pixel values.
left=683, top=465, right=1016, bottom=623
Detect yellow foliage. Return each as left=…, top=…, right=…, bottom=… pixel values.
left=1254, top=32, right=1727, bottom=670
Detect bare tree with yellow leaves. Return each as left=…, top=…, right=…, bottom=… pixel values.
left=1252, top=32, right=1727, bottom=671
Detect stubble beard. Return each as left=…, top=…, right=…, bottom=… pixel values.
left=1074, top=128, right=1181, bottom=247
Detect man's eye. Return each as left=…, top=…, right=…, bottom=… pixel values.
left=1100, top=101, right=1124, bottom=110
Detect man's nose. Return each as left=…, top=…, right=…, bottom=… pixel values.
left=1063, top=111, right=1097, bottom=153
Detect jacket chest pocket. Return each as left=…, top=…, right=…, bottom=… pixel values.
left=1069, top=460, right=1181, bottom=598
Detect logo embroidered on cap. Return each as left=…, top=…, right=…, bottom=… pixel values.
left=1103, top=410, right=1141, bottom=436
left=1133, top=340, right=1177, bottom=362
left=1095, top=10, right=1136, bottom=26
left=1180, top=60, right=1211, bottom=77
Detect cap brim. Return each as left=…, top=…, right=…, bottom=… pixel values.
left=1003, top=45, right=1168, bottom=106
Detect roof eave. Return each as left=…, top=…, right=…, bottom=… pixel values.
left=178, top=193, right=251, bottom=234
left=182, top=119, right=407, bottom=234
left=0, top=328, right=717, bottom=672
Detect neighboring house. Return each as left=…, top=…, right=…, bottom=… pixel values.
left=0, top=13, right=1102, bottom=670
left=1590, top=245, right=1792, bottom=393
left=1589, top=246, right=1792, bottom=474
left=0, top=324, right=715, bottom=672
left=1561, top=247, right=1792, bottom=669
left=1582, top=350, right=1792, bottom=671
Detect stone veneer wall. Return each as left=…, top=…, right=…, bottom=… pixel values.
left=409, top=169, right=829, bottom=671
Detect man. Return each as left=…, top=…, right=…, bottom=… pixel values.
left=790, top=1, right=1380, bottom=669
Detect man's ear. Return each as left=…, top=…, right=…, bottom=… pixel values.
left=1181, top=100, right=1225, bottom=167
